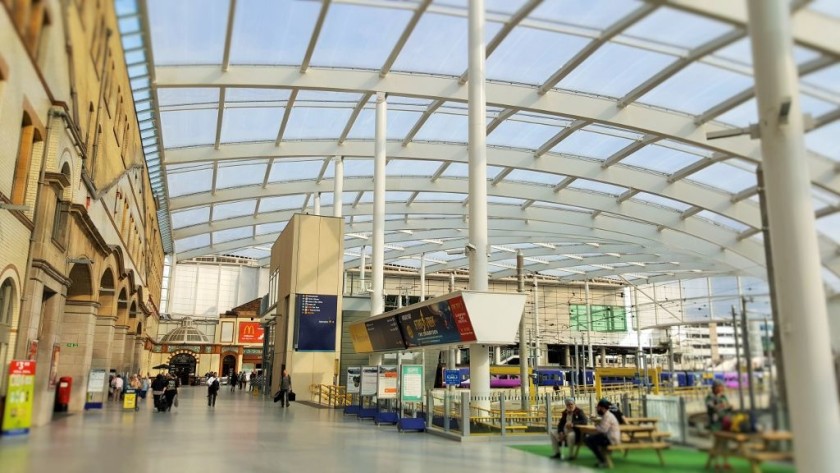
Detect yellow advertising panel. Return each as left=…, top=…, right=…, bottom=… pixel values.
left=2, top=360, right=36, bottom=436
left=123, top=390, right=137, bottom=410
left=348, top=322, right=373, bottom=353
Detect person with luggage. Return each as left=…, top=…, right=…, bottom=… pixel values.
left=278, top=369, right=292, bottom=407
left=151, top=374, right=168, bottom=412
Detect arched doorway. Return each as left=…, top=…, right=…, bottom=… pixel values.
left=222, top=354, right=237, bottom=377
left=169, top=353, right=196, bottom=386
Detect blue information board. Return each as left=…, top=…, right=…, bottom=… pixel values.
left=444, top=369, right=461, bottom=386
left=295, top=294, right=338, bottom=351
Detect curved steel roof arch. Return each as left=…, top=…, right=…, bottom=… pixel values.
left=121, top=0, right=840, bottom=294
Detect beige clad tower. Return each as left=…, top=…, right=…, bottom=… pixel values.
left=270, top=214, right=344, bottom=396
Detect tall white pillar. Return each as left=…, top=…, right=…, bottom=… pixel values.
left=359, top=246, right=366, bottom=289
left=369, top=92, right=387, bottom=366
left=313, top=192, right=321, bottom=216
left=419, top=252, right=426, bottom=301
left=333, top=156, right=343, bottom=217
left=585, top=280, right=593, bottom=373
left=467, top=0, right=490, bottom=407
left=747, top=1, right=840, bottom=470
left=534, top=276, right=540, bottom=365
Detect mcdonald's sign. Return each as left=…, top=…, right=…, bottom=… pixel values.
left=238, top=322, right=264, bottom=344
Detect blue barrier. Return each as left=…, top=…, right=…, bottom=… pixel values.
left=397, top=417, right=426, bottom=432
left=375, top=411, right=399, bottom=425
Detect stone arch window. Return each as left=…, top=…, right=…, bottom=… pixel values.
left=11, top=111, right=43, bottom=205
left=98, top=268, right=115, bottom=317
left=0, top=278, right=15, bottom=326
left=51, top=161, right=72, bottom=246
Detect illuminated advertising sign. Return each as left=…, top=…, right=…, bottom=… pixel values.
left=365, top=316, right=406, bottom=351
left=398, top=296, right=476, bottom=347
left=238, top=322, right=265, bottom=344
left=1, top=361, right=36, bottom=436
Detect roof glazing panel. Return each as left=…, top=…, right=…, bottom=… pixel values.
left=386, top=159, right=444, bottom=176
left=216, top=161, right=268, bottom=189
left=214, top=227, right=254, bottom=244
left=310, top=4, right=412, bottom=69
left=228, top=0, right=320, bottom=65
left=530, top=0, right=644, bottom=30
left=256, top=222, right=287, bottom=235
left=558, top=42, right=676, bottom=98
left=623, top=7, right=734, bottom=50
left=414, top=112, right=468, bottom=143
left=620, top=143, right=703, bottom=174
left=148, top=0, right=227, bottom=65
left=283, top=107, right=354, bottom=140
left=259, top=195, right=307, bottom=212
left=487, top=115, right=563, bottom=149
left=221, top=107, right=285, bottom=143
left=343, top=159, right=375, bottom=177
left=268, top=159, right=324, bottom=182
left=806, top=122, right=840, bottom=161
left=485, top=27, right=590, bottom=85
left=175, top=234, right=211, bottom=253
left=346, top=109, right=422, bottom=140
left=167, top=166, right=214, bottom=197
left=160, top=109, right=219, bottom=148
left=506, top=169, right=564, bottom=186
left=631, top=192, right=692, bottom=212
left=549, top=130, right=633, bottom=159
left=391, top=13, right=502, bottom=76
left=639, top=63, right=753, bottom=115
left=226, top=88, right=292, bottom=103
left=171, top=207, right=210, bottom=229
left=213, top=200, right=257, bottom=220
left=696, top=210, right=751, bottom=232
left=687, top=162, right=757, bottom=194
left=567, top=179, right=626, bottom=196
left=713, top=37, right=821, bottom=68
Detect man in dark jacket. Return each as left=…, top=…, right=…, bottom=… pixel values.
left=551, top=397, right=588, bottom=460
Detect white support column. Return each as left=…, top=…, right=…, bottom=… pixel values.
left=534, top=276, right=540, bottom=366
left=313, top=192, right=321, bottom=216
left=585, top=280, right=593, bottom=375
left=359, top=246, right=366, bottom=288
left=369, top=92, right=387, bottom=366
left=333, top=156, right=343, bottom=217
left=467, top=0, right=490, bottom=408
left=747, top=1, right=840, bottom=469
left=419, top=253, right=426, bottom=301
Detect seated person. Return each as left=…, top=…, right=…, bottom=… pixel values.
left=585, top=399, right=622, bottom=469
left=705, top=381, right=732, bottom=431
left=551, top=397, right=587, bottom=460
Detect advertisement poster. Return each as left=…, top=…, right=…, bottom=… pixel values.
left=377, top=366, right=398, bottom=399
left=49, top=344, right=60, bottom=389
left=365, top=316, right=406, bottom=352
left=238, top=322, right=265, bottom=344
left=400, top=365, right=423, bottom=403
left=295, top=294, right=337, bottom=351
left=349, top=323, right=373, bottom=353
left=346, top=367, right=361, bottom=394
left=1, top=360, right=36, bottom=436
left=397, top=296, right=477, bottom=347
left=360, top=366, right=378, bottom=396
left=123, top=389, right=137, bottom=410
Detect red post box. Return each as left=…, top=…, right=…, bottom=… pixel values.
left=54, top=376, right=72, bottom=412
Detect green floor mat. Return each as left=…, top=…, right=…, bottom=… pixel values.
left=510, top=444, right=796, bottom=472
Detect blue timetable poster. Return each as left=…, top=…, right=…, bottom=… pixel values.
left=295, top=294, right=338, bottom=351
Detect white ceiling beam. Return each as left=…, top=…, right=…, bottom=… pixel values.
left=486, top=108, right=517, bottom=134
left=338, top=91, right=373, bottom=143
left=617, top=29, right=746, bottom=108
left=300, top=0, right=332, bottom=73
left=491, top=167, right=513, bottom=186
left=213, top=87, right=227, bottom=150
left=680, top=206, right=703, bottom=220
left=402, top=99, right=444, bottom=146
left=731, top=186, right=758, bottom=203
left=430, top=161, right=449, bottom=182
left=617, top=189, right=639, bottom=203
left=274, top=89, right=298, bottom=145
left=537, top=3, right=658, bottom=94
left=535, top=119, right=590, bottom=158
left=221, top=0, right=237, bottom=72
left=602, top=134, right=660, bottom=168
left=315, top=158, right=331, bottom=184
left=667, top=153, right=729, bottom=182
left=352, top=191, right=364, bottom=208
left=553, top=176, right=576, bottom=192
left=380, top=0, right=432, bottom=77
left=814, top=107, right=840, bottom=129
left=261, top=158, right=274, bottom=189
left=155, top=65, right=822, bottom=168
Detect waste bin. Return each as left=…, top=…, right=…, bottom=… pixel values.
left=55, top=376, right=72, bottom=412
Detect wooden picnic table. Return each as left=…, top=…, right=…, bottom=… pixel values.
left=572, top=423, right=669, bottom=468
left=705, top=430, right=794, bottom=472
left=625, top=417, right=659, bottom=426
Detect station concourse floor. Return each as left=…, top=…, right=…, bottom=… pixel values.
left=0, top=386, right=587, bottom=473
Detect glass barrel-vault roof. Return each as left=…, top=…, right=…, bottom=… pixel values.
left=114, top=0, right=840, bottom=297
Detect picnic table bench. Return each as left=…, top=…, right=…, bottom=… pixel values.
left=571, top=424, right=670, bottom=468
left=705, top=430, right=793, bottom=472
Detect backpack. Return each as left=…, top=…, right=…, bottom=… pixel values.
left=211, top=379, right=220, bottom=391
left=609, top=406, right=627, bottom=425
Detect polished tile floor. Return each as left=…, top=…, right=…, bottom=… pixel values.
left=0, top=387, right=589, bottom=473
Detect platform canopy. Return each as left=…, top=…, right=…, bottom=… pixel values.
left=116, top=0, right=840, bottom=294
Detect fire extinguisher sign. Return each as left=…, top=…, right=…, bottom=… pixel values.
left=2, top=360, right=36, bottom=436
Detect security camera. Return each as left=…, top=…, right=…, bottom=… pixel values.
left=465, top=243, right=476, bottom=251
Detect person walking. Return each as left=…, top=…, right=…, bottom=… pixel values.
left=111, top=374, right=124, bottom=402
left=229, top=372, right=238, bottom=392
left=239, top=371, right=246, bottom=390
left=207, top=372, right=220, bottom=407
left=279, top=369, right=292, bottom=407
left=584, top=399, right=621, bottom=469
left=139, top=374, right=150, bottom=402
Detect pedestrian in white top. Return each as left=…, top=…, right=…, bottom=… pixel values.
left=111, top=375, right=124, bottom=402
left=585, top=399, right=621, bottom=469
